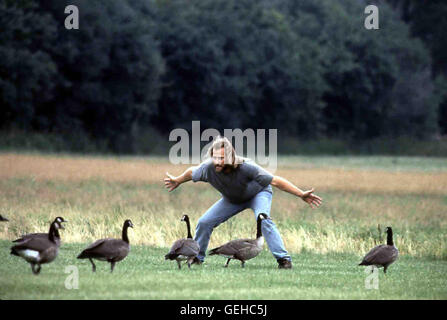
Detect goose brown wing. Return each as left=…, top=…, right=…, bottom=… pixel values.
left=361, top=245, right=398, bottom=265
left=229, top=239, right=256, bottom=251
left=13, top=232, right=53, bottom=243
left=84, top=239, right=129, bottom=258
left=12, top=236, right=32, bottom=245
left=167, top=239, right=186, bottom=255
left=168, top=239, right=199, bottom=256
left=11, top=236, right=55, bottom=253
left=82, top=238, right=108, bottom=252
left=361, top=245, right=384, bottom=264
left=176, top=239, right=199, bottom=256
left=213, top=239, right=254, bottom=255
left=371, top=246, right=399, bottom=265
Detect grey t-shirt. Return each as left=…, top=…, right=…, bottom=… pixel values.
left=191, top=158, right=274, bottom=204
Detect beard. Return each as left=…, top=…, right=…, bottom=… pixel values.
left=214, top=163, right=233, bottom=173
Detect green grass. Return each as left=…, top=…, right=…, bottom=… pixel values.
left=1, top=153, right=446, bottom=299
left=1, top=241, right=446, bottom=300
left=1, top=177, right=445, bottom=259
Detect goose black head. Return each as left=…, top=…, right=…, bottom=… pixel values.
left=54, top=217, right=67, bottom=229
left=181, top=214, right=193, bottom=239
left=255, top=214, right=269, bottom=239
left=257, top=213, right=270, bottom=221
left=124, top=219, right=134, bottom=228
left=385, top=226, right=394, bottom=246
left=0, top=215, right=8, bottom=222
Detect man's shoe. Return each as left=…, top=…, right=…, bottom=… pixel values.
left=277, top=258, right=292, bottom=269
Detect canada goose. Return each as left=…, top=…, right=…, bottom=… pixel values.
left=359, top=226, right=399, bottom=273
left=208, top=213, right=268, bottom=268
left=0, top=215, right=8, bottom=221
left=77, top=219, right=133, bottom=273
left=165, top=214, right=200, bottom=269
left=10, top=218, right=65, bottom=275
left=13, top=217, right=67, bottom=247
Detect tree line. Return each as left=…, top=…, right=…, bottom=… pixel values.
left=1, top=0, right=446, bottom=153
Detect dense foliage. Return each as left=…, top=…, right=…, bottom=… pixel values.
left=0, top=0, right=445, bottom=152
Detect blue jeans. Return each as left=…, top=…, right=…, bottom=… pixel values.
left=194, top=190, right=291, bottom=262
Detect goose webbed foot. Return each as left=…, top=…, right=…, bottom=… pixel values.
left=110, top=261, right=116, bottom=273
left=224, top=258, right=231, bottom=268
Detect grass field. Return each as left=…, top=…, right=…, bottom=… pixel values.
left=0, top=153, right=446, bottom=299
left=1, top=241, right=446, bottom=300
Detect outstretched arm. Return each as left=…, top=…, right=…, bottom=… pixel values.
left=164, top=167, right=194, bottom=192
left=271, top=176, right=322, bottom=208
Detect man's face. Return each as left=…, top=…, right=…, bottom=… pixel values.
left=212, top=147, right=226, bottom=172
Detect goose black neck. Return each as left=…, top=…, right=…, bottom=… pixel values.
left=185, top=218, right=192, bottom=239
left=387, top=228, right=394, bottom=246
left=122, top=224, right=130, bottom=244
left=48, top=222, right=60, bottom=243
left=256, top=216, right=263, bottom=239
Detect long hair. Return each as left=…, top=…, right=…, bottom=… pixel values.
left=207, top=136, right=244, bottom=169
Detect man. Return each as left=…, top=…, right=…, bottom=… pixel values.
left=164, top=136, right=322, bottom=269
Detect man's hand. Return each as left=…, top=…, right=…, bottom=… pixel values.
left=163, top=168, right=193, bottom=192
left=301, top=188, right=322, bottom=209
left=271, top=176, right=323, bottom=208
left=164, top=172, right=180, bottom=192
